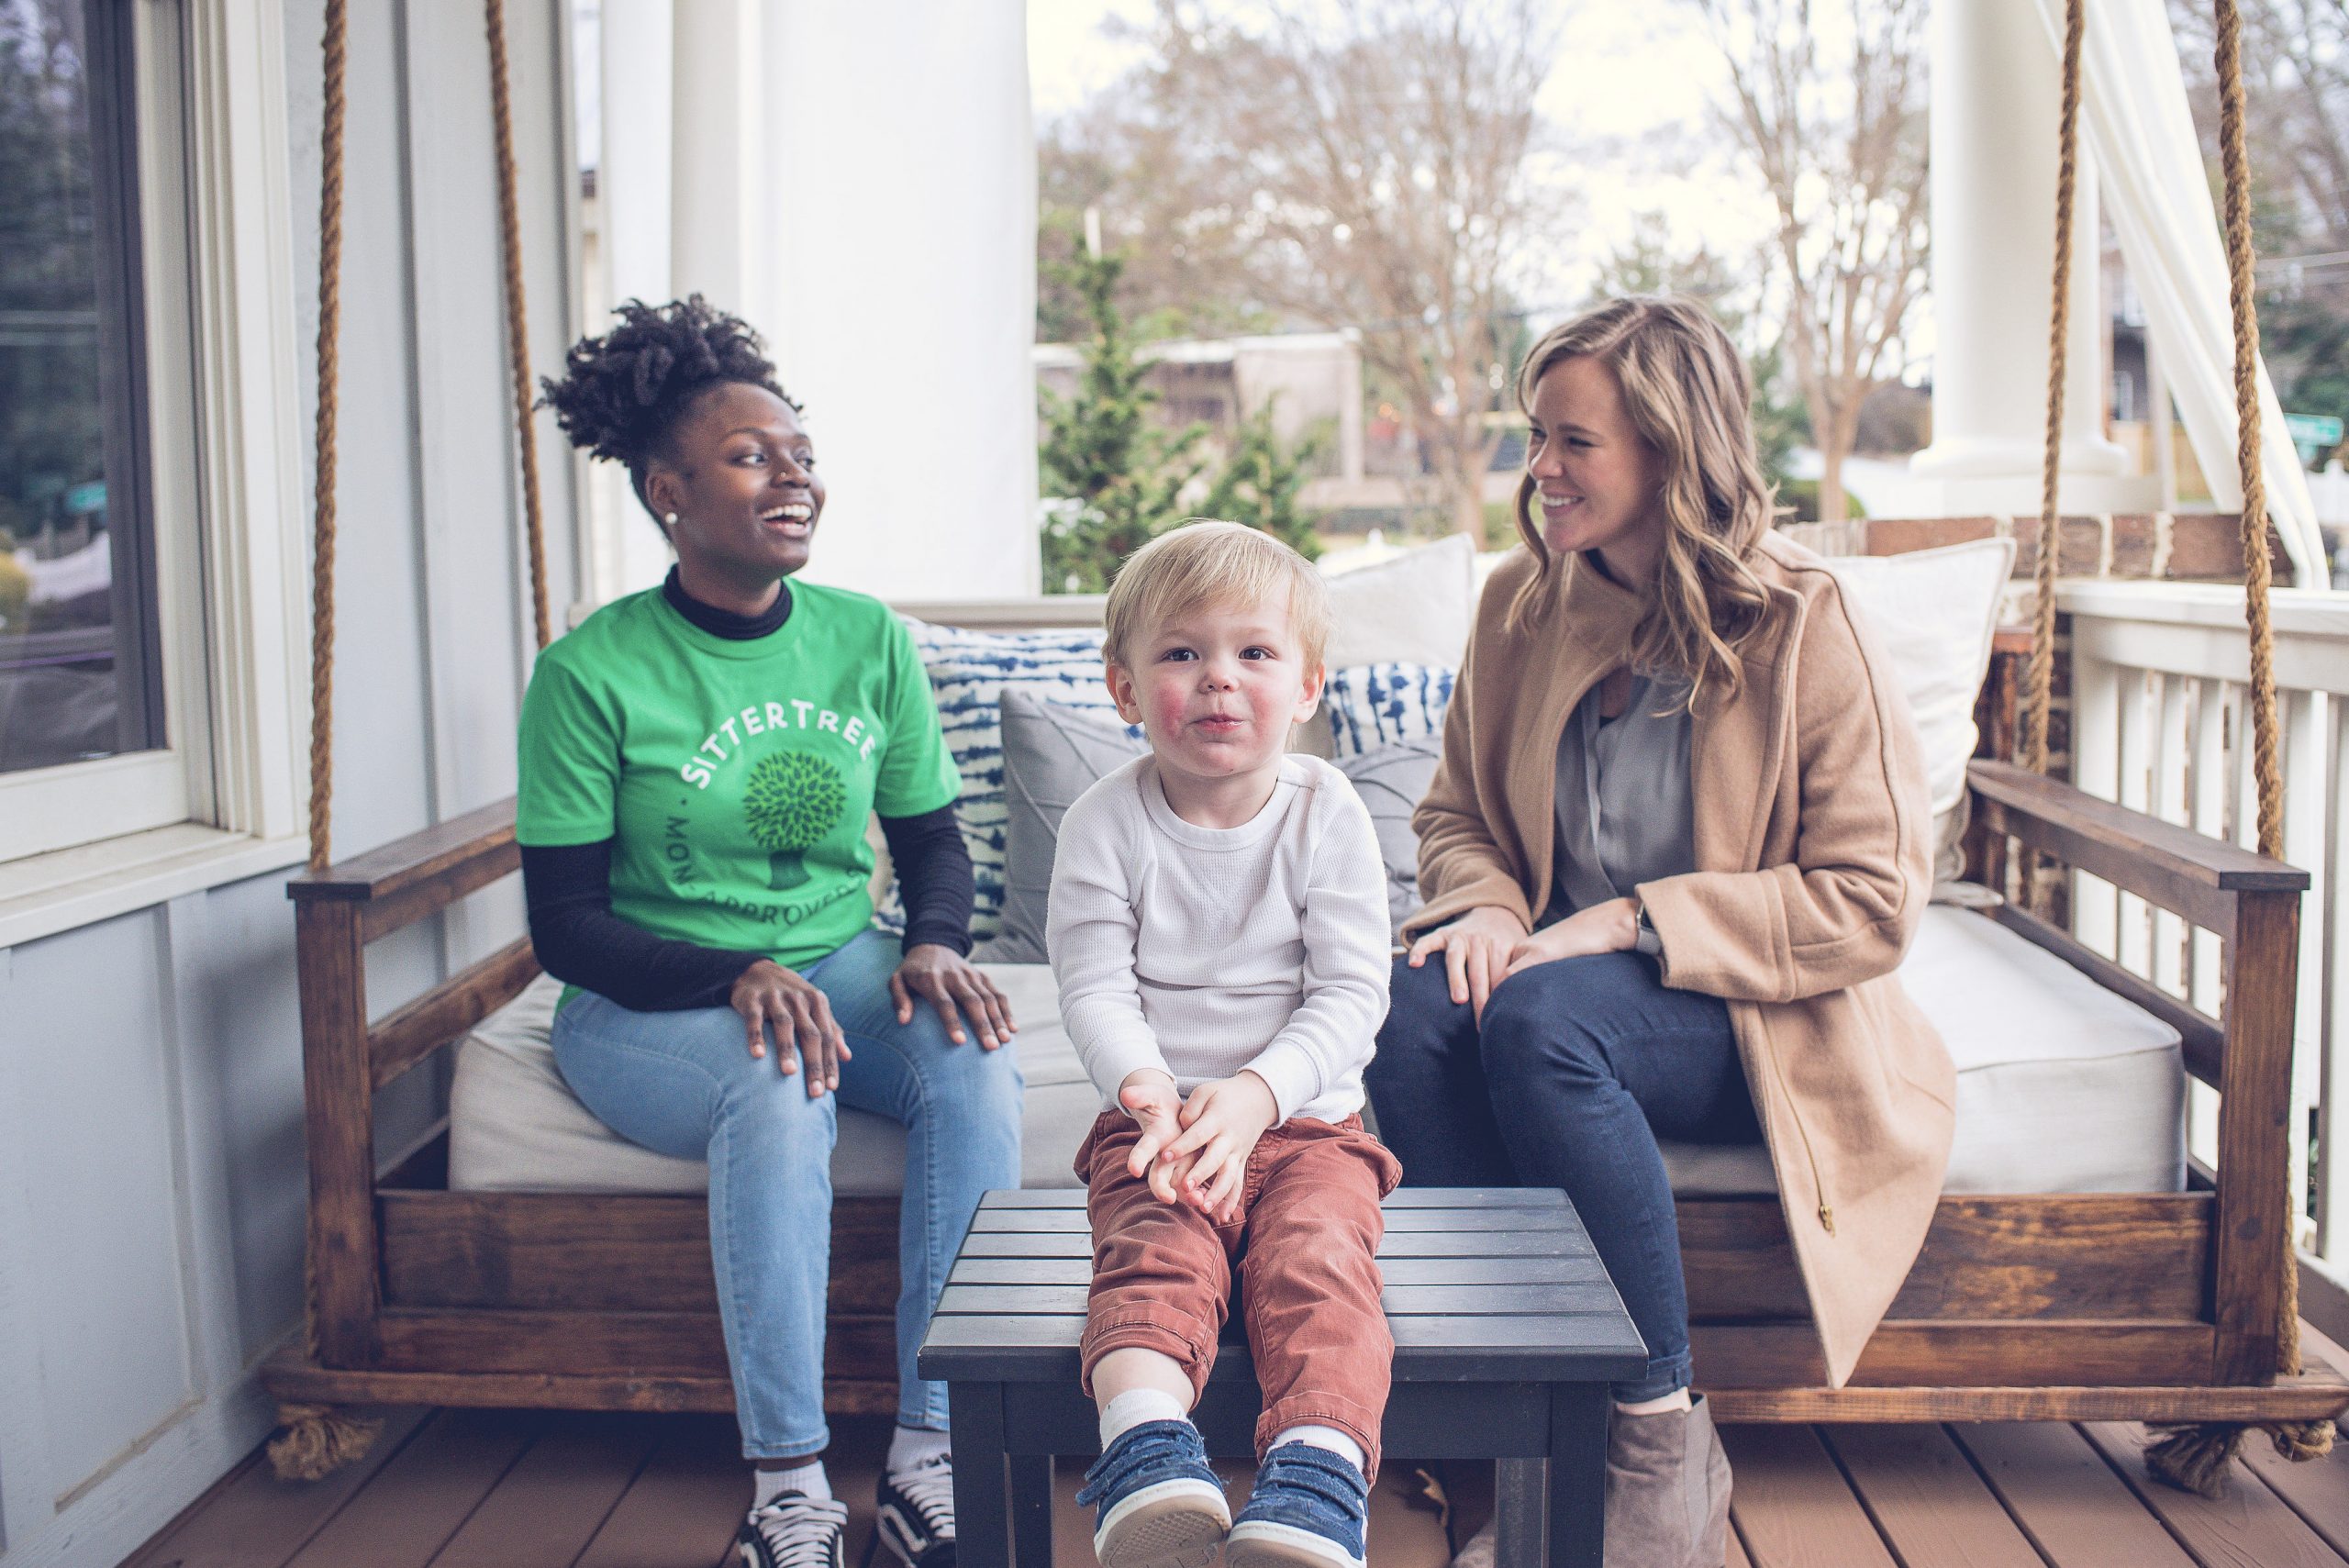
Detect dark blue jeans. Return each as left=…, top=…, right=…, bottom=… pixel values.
left=1366, top=951, right=1758, bottom=1401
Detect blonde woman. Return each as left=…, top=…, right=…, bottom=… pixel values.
left=1365, top=296, right=1953, bottom=1568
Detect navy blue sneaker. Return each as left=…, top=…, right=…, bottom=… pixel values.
left=1074, top=1419, right=1231, bottom=1568
left=1224, top=1442, right=1369, bottom=1568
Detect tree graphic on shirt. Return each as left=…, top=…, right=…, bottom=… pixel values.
left=742, top=750, right=848, bottom=892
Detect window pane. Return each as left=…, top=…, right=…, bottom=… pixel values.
left=0, top=0, right=159, bottom=776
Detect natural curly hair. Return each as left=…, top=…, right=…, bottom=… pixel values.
left=537, top=295, right=799, bottom=519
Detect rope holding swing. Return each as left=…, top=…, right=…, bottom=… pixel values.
left=276, top=0, right=551, bottom=1482
left=2017, top=0, right=2086, bottom=916
left=275, top=0, right=372, bottom=1479
left=2138, top=0, right=2332, bottom=1496
left=486, top=0, right=553, bottom=653
left=304, top=0, right=347, bottom=874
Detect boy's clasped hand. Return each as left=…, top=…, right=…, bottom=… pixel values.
left=1117, top=1066, right=1281, bottom=1224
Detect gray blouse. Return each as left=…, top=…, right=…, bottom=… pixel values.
left=1548, top=671, right=1698, bottom=920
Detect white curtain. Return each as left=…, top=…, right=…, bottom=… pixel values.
left=2029, top=0, right=2329, bottom=586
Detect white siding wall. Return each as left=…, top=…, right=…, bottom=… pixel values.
left=0, top=3, right=581, bottom=1562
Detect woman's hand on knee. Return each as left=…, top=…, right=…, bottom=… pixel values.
left=730, top=959, right=851, bottom=1097
left=889, top=943, right=1018, bottom=1049
left=1407, top=906, right=1529, bottom=1020
left=1502, top=897, right=1639, bottom=980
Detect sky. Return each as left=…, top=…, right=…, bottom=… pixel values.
left=1023, top=0, right=1786, bottom=324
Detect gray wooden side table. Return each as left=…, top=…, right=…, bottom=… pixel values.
left=918, top=1186, right=1645, bottom=1568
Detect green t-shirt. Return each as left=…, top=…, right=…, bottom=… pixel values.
left=516, top=582, right=958, bottom=971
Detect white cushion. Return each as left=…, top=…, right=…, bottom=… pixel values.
left=448, top=967, right=1096, bottom=1195
left=1826, top=539, right=2015, bottom=822
left=457, top=906, right=2182, bottom=1201
left=1322, top=534, right=1477, bottom=673
left=1659, top=905, right=2186, bottom=1195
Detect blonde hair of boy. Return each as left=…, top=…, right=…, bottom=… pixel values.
left=1103, top=521, right=1332, bottom=673
left=1509, top=294, right=1773, bottom=712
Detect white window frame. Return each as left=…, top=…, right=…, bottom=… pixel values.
left=0, top=2, right=309, bottom=948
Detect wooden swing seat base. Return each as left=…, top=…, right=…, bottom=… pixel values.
left=270, top=756, right=2346, bottom=1457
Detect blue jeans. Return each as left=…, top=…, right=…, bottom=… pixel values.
left=1365, top=951, right=1756, bottom=1402
left=551, top=928, right=1023, bottom=1457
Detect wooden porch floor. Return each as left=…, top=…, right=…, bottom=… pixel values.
left=119, top=1405, right=2349, bottom=1568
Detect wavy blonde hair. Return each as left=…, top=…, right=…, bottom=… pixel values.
left=1510, top=295, right=1774, bottom=710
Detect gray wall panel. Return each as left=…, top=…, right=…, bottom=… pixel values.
left=11, top=910, right=198, bottom=1503
left=0, top=2, right=582, bottom=1561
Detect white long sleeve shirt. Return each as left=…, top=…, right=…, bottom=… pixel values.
left=1046, top=753, right=1392, bottom=1125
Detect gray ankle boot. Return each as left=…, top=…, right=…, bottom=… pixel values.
left=1601, top=1395, right=1731, bottom=1568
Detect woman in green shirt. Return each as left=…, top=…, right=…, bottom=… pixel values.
left=525, top=298, right=1018, bottom=1568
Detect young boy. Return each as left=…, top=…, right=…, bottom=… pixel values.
left=1047, top=522, right=1398, bottom=1568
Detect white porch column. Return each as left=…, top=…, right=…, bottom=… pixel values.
left=596, top=0, right=675, bottom=597
left=757, top=4, right=1040, bottom=598
left=1911, top=0, right=2151, bottom=514
left=669, top=0, right=763, bottom=322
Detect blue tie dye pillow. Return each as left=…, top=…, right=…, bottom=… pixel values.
left=1324, top=662, right=1457, bottom=760
left=880, top=617, right=1134, bottom=940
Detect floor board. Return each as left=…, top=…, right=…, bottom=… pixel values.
left=2243, top=1438, right=2349, bottom=1561
left=1820, top=1423, right=2044, bottom=1568
left=1719, top=1425, right=1900, bottom=1568
left=426, top=1413, right=660, bottom=1568
left=281, top=1408, right=543, bottom=1568
left=119, top=1407, right=433, bottom=1568
left=570, top=1415, right=751, bottom=1568
left=118, top=1411, right=2349, bottom=1568
left=1951, top=1420, right=2199, bottom=1568
left=2081, top=1421, right=2343, bottom=1568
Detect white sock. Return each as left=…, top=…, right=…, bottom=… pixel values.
left=888, top=1423, right=952, bottom=1473
left=1271, top=1424, right=1366, bottom=1474
left=1100, top=1386, right=1191, bottom=1450
left=1613, top=1388, right=1693, bottom=1417
left=753, top=1461, right=831, bottom=1507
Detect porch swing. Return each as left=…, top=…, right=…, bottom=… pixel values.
left=262, top=0, right=2349, bottom=1495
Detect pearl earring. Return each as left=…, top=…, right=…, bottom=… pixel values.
left=663, top=512, right=679, bottom=527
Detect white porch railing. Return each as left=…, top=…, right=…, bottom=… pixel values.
left=2060, top=581, right=2349, bottom=1264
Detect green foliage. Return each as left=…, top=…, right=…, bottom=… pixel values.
left=1039, top=247, right=1207, bottom=594
left=1774, top=478, right=1866, bottom=525
left=742, top=751, right=847, bottom=891
left=1039, top=244, right=1327, bottom=592
left=1193, top=399, right=1323, bottom=562
left=2, top=11, right=107, bottom=543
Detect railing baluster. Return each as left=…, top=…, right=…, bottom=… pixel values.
left=2286, top=689, right=2330, bottom=1251
left=2189, top=679, right=2226, bottom=1173
left=2325, top=700, right=2349, bottom=1263
left=2073, top=649, right=2123, bottom=959
left=2153, top=673, right=2191, bottom=1001
left=2118, top=666, right=2155, bottom=976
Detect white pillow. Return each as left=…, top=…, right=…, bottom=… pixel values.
left=1827, top=538, right=2016, bottom=819
left=1322, top=533, right=1477, bottom=673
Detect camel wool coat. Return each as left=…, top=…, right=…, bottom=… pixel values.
left=1403, top=531, right=1954, bottom=1386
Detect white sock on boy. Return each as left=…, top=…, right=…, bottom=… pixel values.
left=1271, top=1423, right=1366, bottom=1473
left=1099, top=1386, right=1191, bottom=1450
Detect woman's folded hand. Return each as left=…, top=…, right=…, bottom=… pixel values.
left=1501, top=897, right=1641, bottom=981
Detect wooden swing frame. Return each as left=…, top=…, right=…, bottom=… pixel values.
left=262, top=0, right=2349, bottom=1448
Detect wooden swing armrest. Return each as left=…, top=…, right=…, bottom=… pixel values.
left=286, top=795, right=520, bottom=941
left=1967, top=759, right=2303, bottom=1383
left=1966, top=760, right=2305, bottom=937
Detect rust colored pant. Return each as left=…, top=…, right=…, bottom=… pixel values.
left=1075, top=1109, right=1402, bottom=1478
